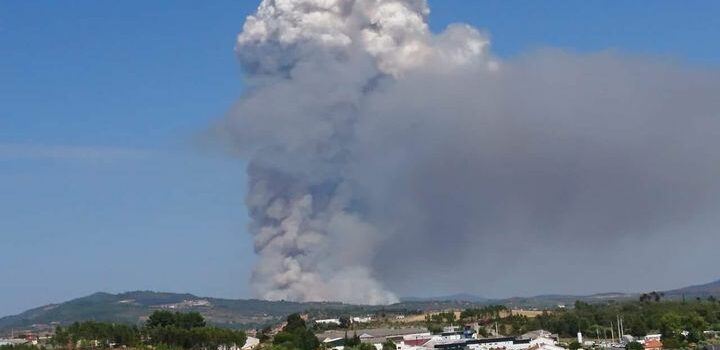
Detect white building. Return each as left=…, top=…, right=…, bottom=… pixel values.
left=438, top=334, right=563, bottom=350
left=644, top=334, right=662, bottom=342
left=242, top=336, right=260, bottom=350
left=323, top=337, right=345, bottom=350
left=0, top=339, right=28, bottom=347
left=521, top=330, right=556, bottom=340
left=396, top=332, right=433, bottom=348
left=316, top=319, right=342, bottom=325
left=530, top=336, right=559, bottom=347
left=465, top=336, right=516, bottom=350
left=216, top=336, right=259, bottom=350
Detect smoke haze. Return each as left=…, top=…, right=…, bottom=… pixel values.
left=213, top=0, right=720, bottom=303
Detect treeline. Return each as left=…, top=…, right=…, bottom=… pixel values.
left=443, top=299, right=720, bottom=348
left=0, top=345, right=39, bottom=350
left=530, top=300, right=720, bottom=340
left=460, top=305, right=509, bottom=321
left=51, top=311, right=246, bottom=350
left=54, top=322, right=140, bottom=348
left=144, top=311, right=245, bottom=350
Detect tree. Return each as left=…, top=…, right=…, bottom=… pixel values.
left=625, top=342, right=643, bottom=350
left=177, top=312, right=206, bottom=329
left=382, top=340, right=397, bottom=350
left=660, top=313, right=683, bottom=338
left=258, top=326, right=272, bottom=343
left=344, top=332, right=361, bottom=347
left=662, top=337, right=683, bottom=349
left=568, top=341, right=582, bottom=350
left=339, top=317, right=351, bottom=329
left=284, top=313, right=307, bottom=332
left=427, top=324, right=443, bottom=334
left=146, top=310, right=206, bottom=330
left=53, top=326, right=70, bottom=348
left=682, top=312, right=708, bottom=343
left=273, top=314, right=320, bottom=350
left=146, top=310, right=178, bottom=328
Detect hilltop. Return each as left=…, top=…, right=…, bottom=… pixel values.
left=0, top=291, right=347, bottom=334
left=664, top=279, right=720, bottom=299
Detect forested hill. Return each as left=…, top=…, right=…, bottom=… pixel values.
left=0, top=291, right=347, bottom=334
left=2, top=279, right=718, bottom=335
left=0, top=291, right=487, bottom=334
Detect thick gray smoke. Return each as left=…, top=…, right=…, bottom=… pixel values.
left=215, top=0, right=720, bottom=303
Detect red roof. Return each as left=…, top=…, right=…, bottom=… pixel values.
left=404, top=339, right=430, bottom=346
left=645, top=340, right=663, bottom=349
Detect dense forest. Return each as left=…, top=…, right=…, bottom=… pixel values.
left=50, top=311, right=246, bottom=350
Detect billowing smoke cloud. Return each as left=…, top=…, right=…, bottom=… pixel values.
left=214, top=0, right=720, bottom=303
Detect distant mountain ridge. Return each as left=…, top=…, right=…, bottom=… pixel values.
left=2, top=278, right=718, bottom=335
left=400, top=293, right=489, bottom=303
left=399, top=292, right=635, bottom=304
left=400, top=279, right=720, bottom=303
left=663, top=279, right=720, bottom=298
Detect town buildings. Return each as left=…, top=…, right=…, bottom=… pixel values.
left=319, top=326, right=565, bottom=350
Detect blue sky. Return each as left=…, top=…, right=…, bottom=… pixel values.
left=1, top=0, right=719, bottom=317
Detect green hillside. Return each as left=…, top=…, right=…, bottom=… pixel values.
left=0, top=291, right=504, bottom=334
left=2, top=279, right=718, bottom=335
left=0, top=291, right=345, bottom=334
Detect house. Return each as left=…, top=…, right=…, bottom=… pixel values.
left=399, top=333, right=433, bottom=347
left=316, top=319, right=342, bottom=325
left=622, top=335, right=636, bottom=344
left=703, top=331, right=720, bottom=339
left=441, top=335, right=557, bottom=350
left=520, top=330, right=558, bottom=342
left=323, top=337, right=345, bottom=350
left=464, top=336, right=516, bottom=350
left=318, top=327, right=429, bottom=347
left=644, top=339, right=662, bottom=350
left=530, top=337, right=559, bottom=347
left=644, top=335, right=661, bottom=341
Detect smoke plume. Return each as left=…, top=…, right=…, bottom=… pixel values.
left=214, top=0, right=720, bottom=303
